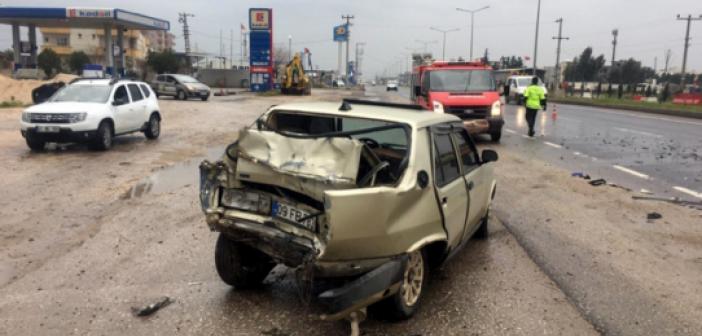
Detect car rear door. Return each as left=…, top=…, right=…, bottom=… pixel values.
left=431, top=126, right=469, bottom=249
left=452, top=129, right=488, bottom=240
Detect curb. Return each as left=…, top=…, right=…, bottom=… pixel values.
left=550, top=98, right=702, bottom=120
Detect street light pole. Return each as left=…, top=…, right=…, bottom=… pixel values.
left=430, top=27, right=460, bottom=60
left=676, top=14, right=702, bottom=88
left=456, top=6, right=489, bottom=60
left=552, top=18, right=569, bottom=92
left=288, top=35, right=292, bottom=62
left=532, top=0, right=541, bottom=75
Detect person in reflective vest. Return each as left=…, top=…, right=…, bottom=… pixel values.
left=523, top=76, right=547, bottom=137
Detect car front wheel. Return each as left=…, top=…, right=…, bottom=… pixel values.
left=214, top=234, right=275, bottom=288
left=25, top=134, right=46, bottom=151
left=372, top=249, right=428, bottom=320
left=490, top=130, right=502, bottom=142
left=144, top=114, right=160, bottom=139
left=90, top=121, right=113, bottom=150
left=177, top=90, right=187, bottom=100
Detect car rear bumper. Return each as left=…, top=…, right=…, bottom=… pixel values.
left=188, top=90, right=210, bottom=98
left=318, top=255, right=407, bottom=320
left=21, top=127, right=97, bottom=143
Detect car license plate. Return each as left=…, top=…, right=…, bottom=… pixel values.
left=36, top=126, right=60, bottom=133
left=272, top=201, right=316, bottom=231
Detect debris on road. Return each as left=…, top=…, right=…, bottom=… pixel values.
left=647, top=212, right=663, bottom=220
left=640, top=188, right=653, bottom=195
left=588, top=178, right=607, bottom=186
left=632, top=195, right=702, bottom=209
left=571, top=172, right=591, bottom=180
left=607, top=183, right=632, bottom=192
left=131, top=296, right=172, bottom=317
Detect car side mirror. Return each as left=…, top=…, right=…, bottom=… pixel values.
left=417, top=170, right=429, bottom=189
left=481, top=149, right=498, bottom=163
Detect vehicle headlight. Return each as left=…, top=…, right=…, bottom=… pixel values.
left=21, top=112, right=30, bottom=122
left=432, top=101, right=444, bottom=113
left=185, top=84, right=195, bottom=91
left=220, top=188, right=271, bottom=215
left=67, top=112, right=87, bottom=123
left=491, top=101, right=502, bottom=117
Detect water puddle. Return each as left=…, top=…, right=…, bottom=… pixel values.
left=122, top=146, right=225, bottom=199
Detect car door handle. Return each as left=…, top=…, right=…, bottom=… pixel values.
left=467, top=181, right=474, bottom=191
left=442, top=197, right=448, bottom=205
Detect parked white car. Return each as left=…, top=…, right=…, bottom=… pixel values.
left=505, top=75, right=548, bottom=104
left=386, top=80, right=399, bottom=91
left=20, top=78, right=162, bottom=151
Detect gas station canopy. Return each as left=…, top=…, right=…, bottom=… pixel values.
left=0, top=7, right=169, bottom=30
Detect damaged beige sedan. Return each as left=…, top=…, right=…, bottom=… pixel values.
left=199, top=99, right=498, bottom=321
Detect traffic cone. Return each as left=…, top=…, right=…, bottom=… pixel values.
left=551, top=104, right=558, bottom=121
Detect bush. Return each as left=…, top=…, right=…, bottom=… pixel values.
left=68, top=51, right=90, bottom=75
left=38, top=48, right=62, bottom=77
left=146, top=49, right=179, bottom=74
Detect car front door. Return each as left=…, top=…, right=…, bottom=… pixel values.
left=165, top=76, right=179, bottom=96
left=111, top=85, right=132, bottom=133
left=453, top=129, right=489, bottom=240
left=127, top=84, right=147, bottom=130
left=432, top=127, right=469, bottom=250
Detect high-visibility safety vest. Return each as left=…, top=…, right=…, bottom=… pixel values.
left=524, top=84, right=545, bottom=110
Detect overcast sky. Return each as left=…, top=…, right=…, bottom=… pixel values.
left=1, top=0, right=701, bottom=77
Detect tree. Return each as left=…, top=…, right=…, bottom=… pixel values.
left=146, top=49, right=179, bottom=74
left=497, top=56, right=523, bottom=69
left=564, top=47, right=606, bottom=82
left=0, top=49, right=14, bottom=69
left=68, top=51, right=90, bottom=75
left=38, top=48, right=62, bottom=77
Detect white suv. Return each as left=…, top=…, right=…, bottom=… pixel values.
left=505, top=75, right=548, bottom=104
left=20, top=78, right=162, bottom=151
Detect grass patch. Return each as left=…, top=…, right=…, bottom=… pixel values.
left=0, top=100, right=27, bottom=108
left=552, top=95, right=702, bottom=114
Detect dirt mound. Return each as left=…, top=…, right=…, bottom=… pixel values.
left=0, top=73, right=78, bottom=104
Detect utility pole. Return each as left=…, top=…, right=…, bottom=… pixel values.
left=653, top=56, right=658, bottom=74
left=430, top=27, right=460, bottom=60
left=676, top=14, right=702, bottom=87
left=664, top=49, right=671, bottom=75
left=230, top=29, right=233, bottom=69
left=415, top=39, right=437, bottom=53
left=456, top=6, right=489, bottom=60
left=532, top=0, right=541, bottom=75
left=552, top=18, right=569, bottom=92
left=219, top=29, right=223, bottom=67
left=288, top=35, right=292, bottom=62
left=178, top=13, right=194, bottom=54
left=611, top=29, right=618, bottom=66
left=355, top=42, right=365, bottom=83
left=342, top=14, right=354, bottom=83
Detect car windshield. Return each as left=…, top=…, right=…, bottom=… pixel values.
left=49, top=85, right=112, bottom=103
left=172, top=75, right=199, bottom=83
left=429, top=70, right=495, bottom=92
left=517, top=77, right=543, bottom=87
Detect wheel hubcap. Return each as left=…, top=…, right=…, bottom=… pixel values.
left=401, top=250, right=424, bottom=307
left=103, top=128, right=111, bottom=146
left=151, top=118, right=159, bottom=135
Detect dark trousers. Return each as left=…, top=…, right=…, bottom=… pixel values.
left=525, top=108, right=538, bottom=133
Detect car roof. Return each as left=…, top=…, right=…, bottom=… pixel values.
left=270, top=101, right=460, bottom=128
left=71, top=78, right=147, bottom=86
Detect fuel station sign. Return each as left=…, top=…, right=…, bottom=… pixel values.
left=249, top=8, right=273, bottom=92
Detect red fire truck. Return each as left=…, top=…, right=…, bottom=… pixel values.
left=410, top=61, right=504, bottom=142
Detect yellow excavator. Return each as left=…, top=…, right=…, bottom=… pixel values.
left=281, top=52, right=312, bottom=95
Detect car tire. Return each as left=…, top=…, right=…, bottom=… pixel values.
left=177, top=90, right=187, bottom=100
left=214, top=234, right=275, bottom=288
left=490, top=130, right=502, bottom=142
left=144, top=114, right=160, bottom=139
left=25, top=134, right=46, bottom=151
left=371, top=249, right=428, bottom=321
left=90, top=121, right=113, bottom=151
left=473, top=209, right=490, bottom=240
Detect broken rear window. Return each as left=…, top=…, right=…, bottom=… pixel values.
left=263, top=111, right=411, bottom=186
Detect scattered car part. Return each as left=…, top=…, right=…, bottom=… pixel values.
left=132, top=296, right=172, bottom=317
left=589, top=178, right=607, bottom=186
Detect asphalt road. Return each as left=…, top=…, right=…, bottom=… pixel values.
left=384, top=85, right=702, bottom=201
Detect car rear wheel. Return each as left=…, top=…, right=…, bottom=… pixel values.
left=177, top=90, right=187, bottom=100
left=25, top=134, right=46, bottom=151
left=144, top=114, right=160, bottom=139
left=90, top=121, right=113, bottom=150
left=214, top=234, right=275, bottom=288
left=371, top=249, right=428, bottom=320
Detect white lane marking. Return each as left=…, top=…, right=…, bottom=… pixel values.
left=573, top=151, right=582, bottom=156
left=612, top=165, right=650, bottom=180
left=505, top=128, right=517, bottom=134
left=673, top=186, right=702, bottom=199
left=613, top=127, right=663, bottom=138
left=543, top=141, right=563, bottom=149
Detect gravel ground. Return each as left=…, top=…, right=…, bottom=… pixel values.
left=0, top=89, right=597, bottom=335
